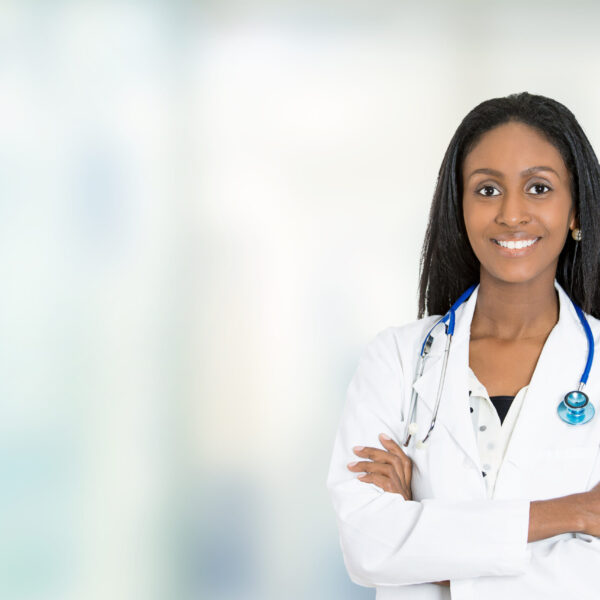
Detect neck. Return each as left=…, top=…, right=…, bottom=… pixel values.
left=471, top=271, right=559, bottom=341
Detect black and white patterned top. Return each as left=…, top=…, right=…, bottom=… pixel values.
left=468, top=367, right=528, bottom=497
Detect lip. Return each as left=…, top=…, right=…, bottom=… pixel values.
left=491, top=230, right=541, bottom=240
left=490, top=236, right=541, bottom=257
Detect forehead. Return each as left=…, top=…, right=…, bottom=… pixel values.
left=462, top=121, right=569, bottom=178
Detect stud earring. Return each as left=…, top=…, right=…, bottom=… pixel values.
left=572, top=228, right=582, bottom=241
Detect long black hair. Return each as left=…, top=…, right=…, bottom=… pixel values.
left=418, top=91, right=600, bottom=319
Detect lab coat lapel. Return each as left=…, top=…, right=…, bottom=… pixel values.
left=411, top=286, right=481, bottom=468
left=501, top=282, right=600, bottom=471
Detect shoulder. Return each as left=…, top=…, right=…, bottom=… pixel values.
left=358, top=314, right=442, bottom=373
left=557, top=281, right=600, bottom=338
left=572, top=299, right=600, bottom=342
left=345, top=316, right=442, bottom=418
left=584, top=310, right=600, bottom=334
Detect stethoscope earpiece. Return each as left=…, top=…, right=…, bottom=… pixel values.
left=558, top=390, right=595, bottom=425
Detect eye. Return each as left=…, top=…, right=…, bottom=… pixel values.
left=529, top=183, right=552, bottom=195
left=476, top=185, right=500, bottom=197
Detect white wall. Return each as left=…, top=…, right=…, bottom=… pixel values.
left=3, top=2, right=600, bottom=599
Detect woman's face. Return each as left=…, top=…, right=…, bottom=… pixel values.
left=461, top=121, right=576, bottom=286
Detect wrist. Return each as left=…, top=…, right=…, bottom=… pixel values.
left=568, top=492, right=589, bottom=534
left=528, top=492, right=589, bottom=542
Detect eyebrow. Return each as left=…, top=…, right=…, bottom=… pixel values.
left=467, top=165, right=561, bottom=181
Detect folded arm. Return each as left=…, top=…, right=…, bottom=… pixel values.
left=328, top=328, right=600, bottom=589
left=327, top=329, right=531, bottom=586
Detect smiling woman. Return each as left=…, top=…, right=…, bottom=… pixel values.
left=462, top=122, right=576, bottom=293
left=327, top=92, right=600, bottom=599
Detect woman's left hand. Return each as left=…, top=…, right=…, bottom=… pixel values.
left=347, top=433, right=413, bottom=500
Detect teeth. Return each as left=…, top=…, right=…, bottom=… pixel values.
left=496, top=238, right=537, bottom=249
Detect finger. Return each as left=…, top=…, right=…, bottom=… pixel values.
left=357, top=472, right=394, bottom=492
left=353, top=445, right=400, bottom=464
left=355, top=445, right=407, bottom=473
left=378, top=433, right=411, bottom=463
left=401, top=456, right=412, bottom=484
left=358, top=472, right=410, bottom=498
left=347, top=460, right=372, bottom=472
left=378, top=435, right=412, bottom=484
left=376, top=435, right=413, bottom=490
left=347, top=460, right=393, bottom=476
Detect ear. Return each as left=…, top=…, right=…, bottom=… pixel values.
left=569, top=214, right=578, bottom=231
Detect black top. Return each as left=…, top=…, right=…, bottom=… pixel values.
left=489, top=395, right=515, bottom=425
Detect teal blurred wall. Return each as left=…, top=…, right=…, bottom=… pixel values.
left=2, top=1, right=600, bottom=599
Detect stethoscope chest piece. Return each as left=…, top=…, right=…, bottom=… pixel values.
left=557, top=390, right=595, bottom=425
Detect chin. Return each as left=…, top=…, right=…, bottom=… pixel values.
left=482, top=263, right=556, bottom=286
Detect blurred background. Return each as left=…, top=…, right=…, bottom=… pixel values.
left=3, top=1, right=600, bottom=599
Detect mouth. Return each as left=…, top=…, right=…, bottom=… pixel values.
left=491, top=237, right=541, bottom=255
left=493, top=237, right=540, bottom=249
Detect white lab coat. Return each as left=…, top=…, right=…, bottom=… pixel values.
left=327, top=281, right=600, bottom=600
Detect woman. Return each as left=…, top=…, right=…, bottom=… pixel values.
left=326, top=92, right=600, bottom=599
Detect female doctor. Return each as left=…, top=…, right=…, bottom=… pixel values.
left=327, top=92, right=600, bottom=600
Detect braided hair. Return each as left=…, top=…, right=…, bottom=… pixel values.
left=418, top=91, right=600, bottom=319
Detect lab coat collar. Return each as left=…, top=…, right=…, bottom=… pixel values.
left=411, top=285, right=480, bottom=468
left=411, top=280, right=600, bottom=477
left=499, top=281, right=600, bottom=482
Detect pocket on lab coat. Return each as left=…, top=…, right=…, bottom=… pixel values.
left=523, top=445, right=600, bottom=500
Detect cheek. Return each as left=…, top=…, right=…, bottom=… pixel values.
left=462, top=203, right=489, bottom=245
left=541, top=212, right=572, bottom=246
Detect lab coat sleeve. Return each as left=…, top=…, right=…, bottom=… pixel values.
left=477, top=457, right=600, bottom=597
left=462, top=534, right=600, bottom=598
left=326, top=327, right=532, bottom=587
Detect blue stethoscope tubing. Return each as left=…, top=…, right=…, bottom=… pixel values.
left=402, top=285, right=596, bottom=449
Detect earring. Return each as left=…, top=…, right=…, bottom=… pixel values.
left=572, top=228, right=582, bottom=241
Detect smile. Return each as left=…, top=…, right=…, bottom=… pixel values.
left=492, top=237, right=540, bottom=250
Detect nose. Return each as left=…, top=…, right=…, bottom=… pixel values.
left=495, top=191, right=531, bottom=227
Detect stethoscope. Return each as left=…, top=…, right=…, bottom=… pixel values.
left=402, top=285, right=596, bottom=449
